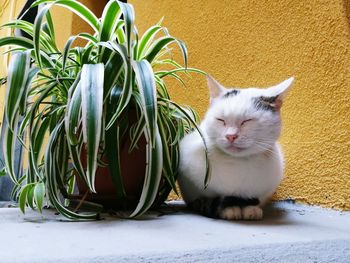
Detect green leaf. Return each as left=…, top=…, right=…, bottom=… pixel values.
left=0, top=36, right=34, bottom=50
left=157, top=112, right=178, bottom=194
left=28, top=113, right=51, bottom=181
left=128, top=115, right=145, bottom=153
left=34, top=182, right=45, bottom=213
left=156, top=67, right=206, bottom=79
left=99, top=0, right=121, bottom=42
left=65, top=81, right=82, bottom=146
left=62, top=33, right=98, bottom=72
left=104, top=42, right=133, bottom=130
left=145, top=36, right=188, bottom=68
left=33, top=4, right=52, bottom=68
left=4, top=52, right=31, bottom=129
left=117, top=1, right=135, bottom=55
left=67, top=135, right=88, bottom=186
left=115, top=20, right=126, bottom=44
left=62, top=35, right=79, bottom=72
left=0, top=167, right=6, bottom=177
left=103, top=51, right=124, bottom=98
left=65, top=77, right=87, bottom=183
left=132, top=60, right=158, bottom=146
left=2, top=52, right=31, bottom=184
left=79, top=33, right=98, bottom=44
left=45, top=122, right=100, bottom=220
left=32, top=0, right=99, bottom=33
left=20, top=67, right=40, bottom=115
left=1, top=20, right=55, bottom=52
left=105, top=87, right=126, bottom=198
left=80, top=64, right=104, bottom=192
left=11, top=174, right=27, bottom=200
left=45, top=10, right=56, bottom=43
left=27, top=185, right=36, bottom=210
left=137, top=24, right=162, bottom=60
left=130, top=129, right=163, bottom=217
left=19, top=184, right=33, bottom=214
left=159, top=98, right=211, bottom=186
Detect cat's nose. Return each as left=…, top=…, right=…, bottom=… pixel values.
left=226, top=134, right=238, bottom=143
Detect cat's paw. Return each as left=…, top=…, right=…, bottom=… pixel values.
left=242, top=206, right=263, bottom=220
left=219, top=206, right=242, bottom=220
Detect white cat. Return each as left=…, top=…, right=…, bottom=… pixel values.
left=178, top=75, right=294, bottom=220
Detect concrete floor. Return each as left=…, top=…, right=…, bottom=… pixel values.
left=0, top=201, right=349, bottom=263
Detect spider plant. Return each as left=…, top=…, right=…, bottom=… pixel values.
left=0, top=0, right=208, bottom=220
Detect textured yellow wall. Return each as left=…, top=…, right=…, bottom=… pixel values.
left=131, top=0, right=350, bottom=210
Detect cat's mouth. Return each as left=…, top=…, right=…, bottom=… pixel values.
left=226, top=145, right=246, bottom=152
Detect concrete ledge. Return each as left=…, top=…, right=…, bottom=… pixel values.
left=1, top=201, right=349, bottom=263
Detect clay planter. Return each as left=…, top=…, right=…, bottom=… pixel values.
left=76, top=110, right=171, bottom=210
left=77, top=136, right=146, bottom=209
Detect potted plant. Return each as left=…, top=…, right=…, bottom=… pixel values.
left=0, top=0, right=207, bottom=219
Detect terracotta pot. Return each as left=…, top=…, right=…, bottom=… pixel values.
left=77, top=134, right=147, bottom=209
left=77, top=110, right=146, bottom=208
left=76, top=109, right=171, bottom=210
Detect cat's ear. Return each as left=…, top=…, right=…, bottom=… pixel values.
left=263, top=77, right=294, bottom=110
left=207, top=75, right=226, bottom=101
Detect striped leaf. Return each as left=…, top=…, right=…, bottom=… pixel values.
left=80, top=64, right=104, bottom=192
left=136, top=24, right=162, bottom=60
left=4, top=52, right=31, bottom=129
left=104, top=42, right=132, bottom=130
left=34, top=182, right=45, bottom=213
left=99, top=0, right=122, bottom=42
left=33, top=4, right=52, bottom=68
left=157, top=113, right=178, bottom=194
left=44, top=10, right=56, bottom=43
left=145, top=36, right=188, bottom=67
left=118, top=1, right=135, bottom=55
left=102, top=50, right=124, bottom=98
left=0, top=36, right=34, bottom=50
left=130, top=128, right=163, bottom=217
left=45, top=122, right=99, bottom=220
left=19, top=184, right=34, bottom=214
left=132, top=60, right=158, bottom=146
left=2, top=121, right=19, bottom=184
left=65, top=80, right=82, bottom=146
left=1, top=20, right=55, bottom=52
left=2, top=52, right=31, bottom=184
left=105, top=86, right=126, bottom=198
left=28, top=113, right=51, bottom=182
left=159, top=98, right=211, bottom=186
left=32, top=0, right=99, bottom=32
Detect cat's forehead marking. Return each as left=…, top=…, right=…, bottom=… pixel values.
left=253, top=96, right=278, bottom=112
left=222, top=89, right=239, bottom=98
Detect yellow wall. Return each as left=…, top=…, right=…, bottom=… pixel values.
left=130, top=0, right=350, bottom=210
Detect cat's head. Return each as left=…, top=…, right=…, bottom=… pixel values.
left=203, top=75, right=294, bottom=157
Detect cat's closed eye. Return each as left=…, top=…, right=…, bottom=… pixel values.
left=216, top=118, right=226, bottom=125
left=241, top=119, right=253, bottom=126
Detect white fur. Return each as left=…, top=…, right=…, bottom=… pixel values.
left=220, top=207, right=242, bottom=220
left=178, top=76, right=294, bottom=211
left=242, top=206, right=263, bottom=220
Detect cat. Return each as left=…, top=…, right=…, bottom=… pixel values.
left=178, top=75, right=294, bottom=220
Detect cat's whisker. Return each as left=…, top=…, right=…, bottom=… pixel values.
left=254, top=144, right=281, bottom=161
